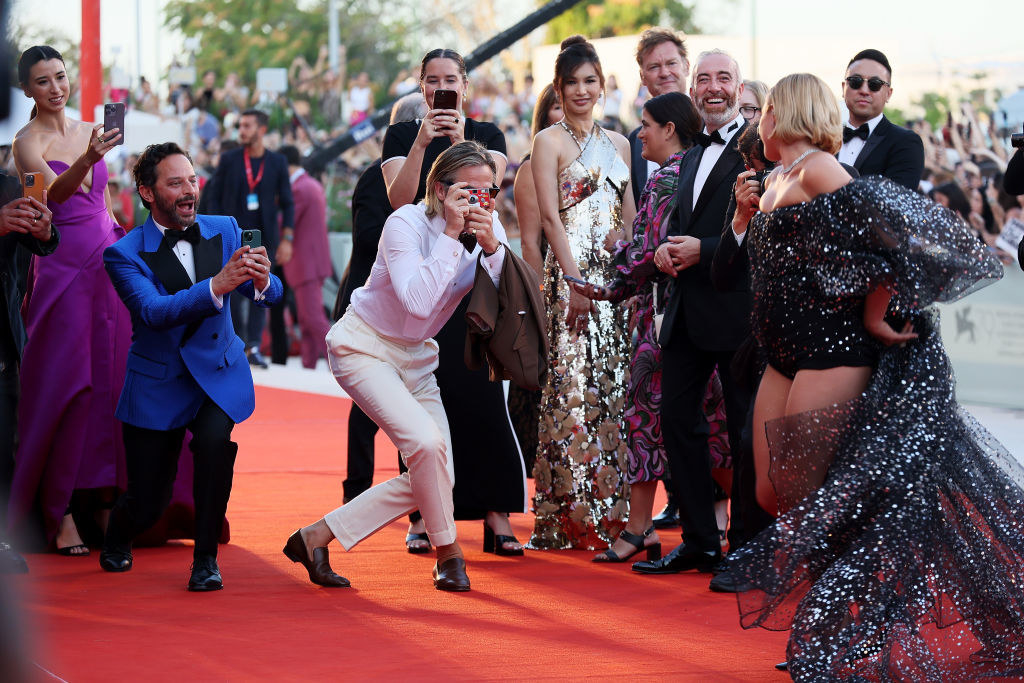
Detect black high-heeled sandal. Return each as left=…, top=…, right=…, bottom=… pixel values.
left=592, top=526, right=661, bottom=563
left=405, top=532, right=432, bottom=554
left=483, top=520, right=524, bottom=556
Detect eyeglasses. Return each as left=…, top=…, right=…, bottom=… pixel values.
left=739, top=106, right=761, bottom=119
left=844, top=75, right=890, bottom=92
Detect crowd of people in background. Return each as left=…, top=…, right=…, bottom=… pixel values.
left=4, top=22, right=1024, bottom=683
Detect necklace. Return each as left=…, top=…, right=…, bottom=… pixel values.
left=780, top=148, right=820, bottom=174
left=560, top=119, right=595, bottom=150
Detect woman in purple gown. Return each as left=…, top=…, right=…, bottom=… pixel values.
left=7, top=46, right=130, bottom=554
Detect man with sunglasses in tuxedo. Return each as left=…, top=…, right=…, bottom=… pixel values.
left=838, top=49, right=924, bottom=191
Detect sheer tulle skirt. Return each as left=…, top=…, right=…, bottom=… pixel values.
left=727, top=310, right=1024, bottom=681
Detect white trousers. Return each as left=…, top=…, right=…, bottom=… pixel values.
left=323, top=312, right=456, bottom=550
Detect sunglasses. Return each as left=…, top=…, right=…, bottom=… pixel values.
left=845, top=75, right=890, bottom=92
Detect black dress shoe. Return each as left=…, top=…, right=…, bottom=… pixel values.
left=282, top=530, right=350, bottom=587
left=631, top=544, right=721, bottom=574
left=188, top=555, right=223, bottom=591
left=99, top=549, right=133, bottom=573
left=247, top=348, right=270, bottom=369
left=0, top=542, right=28, bottom=574
left=652, top=502, right=680, bottom=529
left=432, top=557, right=470, bottom=592
left=708, top=571, right=753, bottom=593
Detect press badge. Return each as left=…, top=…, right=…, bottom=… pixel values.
left=246, top=193, right=259, bottom=211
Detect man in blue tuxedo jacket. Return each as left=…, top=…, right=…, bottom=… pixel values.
left=100, top=143, right=282, bottom=591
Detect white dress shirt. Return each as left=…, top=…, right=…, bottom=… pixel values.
left=154, top=220, right=269, bottom=307
left=693, top=113, right=746, bottom=209
left=838, top=112, right=884, bottom=166
left=350, top=202, right=507, bottom=344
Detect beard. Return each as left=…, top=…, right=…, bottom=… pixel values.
left=154, top=191, right=197, bottom=229
left=696, top=90, right=739, bottom=128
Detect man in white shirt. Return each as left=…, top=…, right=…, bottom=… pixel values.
left=838, top=49, right=923, bottom=191
left=285, top=142, right=505, bottom=592
left=640, top=50, right=769, bottom=577
left=102, top=143, right=282, bottom=591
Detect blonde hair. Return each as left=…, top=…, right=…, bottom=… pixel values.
left=742, top=79, right=769, bottom=108
left=424, top=141, right=496, bottom=218
left=765, top=73, right=842, bottom=155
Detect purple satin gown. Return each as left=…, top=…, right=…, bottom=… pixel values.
left=7, top=159, right=130, bottom=543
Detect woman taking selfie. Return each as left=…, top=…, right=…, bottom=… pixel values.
left=723, top=73, right=1024, bottom=679
left=7, top=46, right=130, bottom=556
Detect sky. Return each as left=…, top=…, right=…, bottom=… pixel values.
left=8, top=0, right=1023, bottom=102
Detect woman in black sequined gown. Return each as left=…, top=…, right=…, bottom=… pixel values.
left=725, top=73, right=1024, bottom=681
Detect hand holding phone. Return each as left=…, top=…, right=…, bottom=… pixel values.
left=103, top=103, right=125, bottom=146
left=23, top=172, right=45, bottom=204
left=241, top=229, right=262, bottom=250
left=432, top=89, right=458, bottom=111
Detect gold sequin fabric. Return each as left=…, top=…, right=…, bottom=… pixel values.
left=528, top=125, right=631, bottom=550
left=728, top=178, right=1024, bottom=680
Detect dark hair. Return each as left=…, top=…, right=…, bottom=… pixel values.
left=643, top=92, right=700, bottom=148
left=847, top=49, right=892, bottom=79
left=531, top=83, right=560, bottom=137
left=281, top=144, right=301, bottom=167
left=18, top=45, right=65, bottom=120
left=240, top=109, right=269, bottom=128
left=736, top=124, right=770, bottom=169
left=134, top=142, right=193, bottom=210
left=554, top=35, right=604, bottom=94
left=931, top=181, right=970, bottom=221
left=419, top=48, right=468, bottom=83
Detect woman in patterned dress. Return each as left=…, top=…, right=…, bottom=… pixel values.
left=527, top=36, right=636, bottom=549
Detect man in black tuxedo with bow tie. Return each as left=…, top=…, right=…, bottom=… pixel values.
left=838, top=49, right=924, bottom=191
left=627, top=28, right=690, bottom=208
left=633, top=49, right=756, bottom=575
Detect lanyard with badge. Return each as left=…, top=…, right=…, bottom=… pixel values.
left=243, top=148, right=264, bottom=211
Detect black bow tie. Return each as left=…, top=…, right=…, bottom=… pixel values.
left=696, top=130, right=726, bottom=148
left=164, top=223, right=200, bottom=247
left=843, top=123, right=869, bottom=143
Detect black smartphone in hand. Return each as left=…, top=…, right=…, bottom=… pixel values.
left=241, top=229, right=262, bottom=250
left=432, top=89, right=457, bottom=110
left=103, top=102, right=125, bottom=145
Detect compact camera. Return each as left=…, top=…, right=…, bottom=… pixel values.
left=466, top=188, right=493, bottom=211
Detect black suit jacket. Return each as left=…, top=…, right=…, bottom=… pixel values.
left=660, top=125, right=751, bottom=351
left=0, top=173, right=61, bottom=361
left=848, top=115, right=924, bottom=191
left=207, top=147, right=295, bottom=253
left=333, top=159, right=391, bottom=321
left=627, top=126, right=649, bottom=209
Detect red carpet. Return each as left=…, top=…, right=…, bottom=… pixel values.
left=12, top=386, right=789, bottom=680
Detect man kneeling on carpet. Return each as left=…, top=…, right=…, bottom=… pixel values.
left=285, top=141, right=508, bottom=591
left=101, top=142, right=282, bottom=591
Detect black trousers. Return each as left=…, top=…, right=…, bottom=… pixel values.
left=660, top=333, right=751, bottom=553
left=104, top=399, right=236, bottom=558
left=268, top=264, right=292, bottom=365
left=342, top=404, right=419, bottom=523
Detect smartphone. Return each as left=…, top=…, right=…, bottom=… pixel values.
left=432, top=89, right=457, bottom=111
left=466, top=187, right=493, bottom=211
left=103, top=102, right=125, bottom=145
left=563, top=275, right=592, bottom=287
left=241, top=229, right=262, bottom=250
left=22, top=172, right=44, bottom=203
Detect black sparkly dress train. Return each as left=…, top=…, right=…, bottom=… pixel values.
left=727, top=177, right=1024, bottom=681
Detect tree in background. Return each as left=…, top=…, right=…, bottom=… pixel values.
left=546, top=0, right=698, bottom=41
left=164, top=0, right=418, bottom=108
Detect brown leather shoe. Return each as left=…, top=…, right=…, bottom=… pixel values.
left=432, top=556, right=470, bottom=592
left=282, top=530, right=350, bottom=587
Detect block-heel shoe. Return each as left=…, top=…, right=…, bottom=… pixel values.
left=482, top=522, right=524, bottom=556
left=592, top=526, right=662, bottom=563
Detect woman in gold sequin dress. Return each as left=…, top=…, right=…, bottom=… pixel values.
left=528, top=36, right=636, bottom=549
